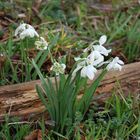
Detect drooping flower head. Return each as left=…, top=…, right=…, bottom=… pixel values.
left=15, top=23, right=27, bottom=36
left=106, top=57, right=124, bottom=71
left=15, top=23, right=39, bottom=39
left=72, top=51, right=103, bottom=80
left=35, top=37, right=48, bottom=50
left=50, top=61, right=66, bottom=75
left=84, top=35, right=111, bottom=56
left=87, top=51, right=104, bottom=66
left=93, top=35, right=111, bottom=56
left=80, top=65, right=97, bottom=80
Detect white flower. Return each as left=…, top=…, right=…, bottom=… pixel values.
left=15, top=23, right=26, bottom=36
left=88, top=51, right=104, bottom=66
left=99, top=35, right=107, bottom=45
left=15, top=23, right=39, bottom=39
left=72, top=52, right=99, bottom=80
left=93, top=35, right=111, bottom=56
left=50, top=62, right=66, bottom=75
left=81, top=65, right=97, bottom=80
left=74, top=51, right=104, bottom=67
left=20, top=28, right=39, bottom=39
left=0, top=53, right=4, bottom=57
left=106, top=57, right=124, bottom=71
left=35, top=37, right=48, bottom=50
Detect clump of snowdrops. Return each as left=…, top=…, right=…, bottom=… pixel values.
left=13, top=23, right=49, bottom=82
left=15, top=22, right=48, bottom=50
left=15, top=23, right=124, bottom=136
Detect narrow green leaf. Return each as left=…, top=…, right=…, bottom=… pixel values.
left=77, top=69, right=107, bottom=114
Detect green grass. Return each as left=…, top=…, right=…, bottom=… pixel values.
left=0, top=94, right=139, bottom=139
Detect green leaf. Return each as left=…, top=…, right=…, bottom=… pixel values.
left=77, top=69, right=107, bottom=115
left=36, top=85, right=55, bottom=120
left=115, top=95, right=121, bottom=119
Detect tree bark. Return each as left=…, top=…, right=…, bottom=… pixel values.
left=0, top=62, right=140, bottom=121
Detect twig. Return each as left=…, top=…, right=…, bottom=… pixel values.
left=8, top=121, right=34, bottom=125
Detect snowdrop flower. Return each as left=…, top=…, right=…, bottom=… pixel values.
left=93, top=35, right=111, bottom=56
left=83, top=35, right=111, bottom=56
left=15, top=23, right=39, bottom=39
left=15, top=23, right=26, bottom=36
left=75, top=51, right=104, bottom=67
left=20, top=28, right=39, bottom=39
left=72, top=61, right=97, bottom=80
left=0, top=53, right=4, bottom=57
left=106, top=57, right=124, bottom=71
left=88, top=51, right=104, bottom=66
left=80, top=65, right=97, bottom=80
left=35, top=37, right=48, bottom=50
left=72, top=51, right=101, bottom=80
left=50, top=61, right=66, bottom=75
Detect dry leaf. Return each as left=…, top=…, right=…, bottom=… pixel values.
left=37, top=130, right=43, bottom=140
left=24, top=129, right=44, bottom=140
left=24, top=129, right=39, bottom=140
left=0, top=55, right=6, bottom=69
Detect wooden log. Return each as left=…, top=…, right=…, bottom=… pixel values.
left=0, top=62, right=140, bottom=121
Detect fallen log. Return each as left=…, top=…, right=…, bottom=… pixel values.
left=0, top=62, right=140, bottom=121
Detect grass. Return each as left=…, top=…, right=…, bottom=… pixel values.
left=0, top=93, right=139, bottom=139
